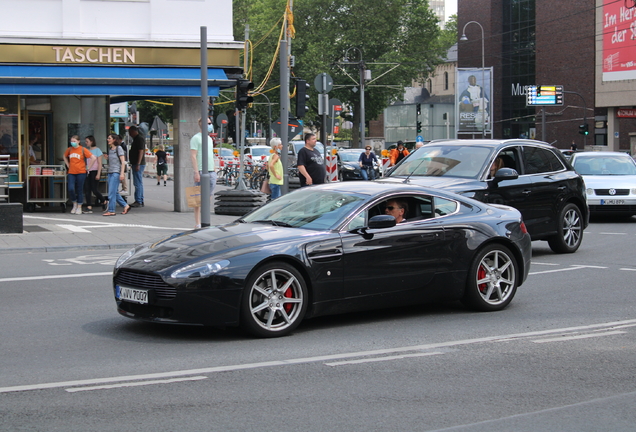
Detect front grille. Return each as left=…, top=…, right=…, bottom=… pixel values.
left=115, top=269, right=176, bottom=299
left=594, top=189, right=630, bottom=196
left=589, top=205, right=636, bottom=213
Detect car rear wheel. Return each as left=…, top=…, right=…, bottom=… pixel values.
left=547, top=203, right=583, bottom=254
left=463, top=244, right=518, bottom=311
left=240, top=262, right=308, bottom=338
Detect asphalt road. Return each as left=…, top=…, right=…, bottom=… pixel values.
left=1, top=216, right=636, bottom=431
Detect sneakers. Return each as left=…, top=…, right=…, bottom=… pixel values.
left=164, top=181, right=167, bottom=186
left=130, top=201, right=144, bottom=208
left=157, top=182, right=160, bottom=185
left=83, top=206, right=93, bottom=214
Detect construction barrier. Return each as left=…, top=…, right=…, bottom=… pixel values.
left=381, top=158, right=391, bottom=176
left=326, top=155, right=338, bottom=182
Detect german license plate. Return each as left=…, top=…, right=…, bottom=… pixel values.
left=116, top=286, right=148, bottom=304
left=601, top=199, right=625, bottom=205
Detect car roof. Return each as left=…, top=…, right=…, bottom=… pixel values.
left=425, top=138, right=555, bottom=149
left=571, top=151, right=632, bottom=158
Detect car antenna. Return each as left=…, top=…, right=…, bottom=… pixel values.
left=401, top=156, right=428, bottom=184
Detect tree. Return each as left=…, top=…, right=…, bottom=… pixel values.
left=233, top=0, right=446, bottom=146
left=135, top=99, right=173, bottom=127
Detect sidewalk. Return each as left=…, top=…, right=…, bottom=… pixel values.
left=0, top=177, right=237, bottom=254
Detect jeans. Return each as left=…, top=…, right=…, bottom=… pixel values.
left=107, top=172, right=128, bottom=212
left=67, top=173, right=87, bottom=204
left=360, top=165, right=375, bottom=181
left=270, top=183, right=281, bottom=200
left=84, top=170, right=104, bottom=206
left=132, top=164, right=145, bottom=203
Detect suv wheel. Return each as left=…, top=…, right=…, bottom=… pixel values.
left=547, top=203, right=583, bottom=253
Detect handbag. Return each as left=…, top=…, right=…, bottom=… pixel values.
left=260, top=178, right=271, bottom=195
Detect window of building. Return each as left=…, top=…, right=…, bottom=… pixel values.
left=444, top=72, right=449, bottom=90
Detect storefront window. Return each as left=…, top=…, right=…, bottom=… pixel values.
left=0, top=96, right=19, bottom=160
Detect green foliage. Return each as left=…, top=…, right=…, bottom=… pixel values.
left=135, top=99, right=173, bottom=127
left=233, top=0, right=447, bottom=143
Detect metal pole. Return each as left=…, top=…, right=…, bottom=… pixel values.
left=200, top=26, right=210, bottom=227
left=360, top=62, right=366, bottom=147
left=280, top=39, right=289, bottom=195
left=541, top=108, right=546, bottom=142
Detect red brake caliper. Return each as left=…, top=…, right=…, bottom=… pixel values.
left=283, top=287, right=293, bottom=313
left=477, top=266, right=487, bottom=293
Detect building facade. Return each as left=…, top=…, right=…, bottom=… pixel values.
left=458, top=0, right=636, bottom=152
left=0, top=0, right=242, bottom=209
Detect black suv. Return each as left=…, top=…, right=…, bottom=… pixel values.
left=384, top=139, right=589, bottom=253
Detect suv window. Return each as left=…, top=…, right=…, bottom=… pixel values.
left=523, top=146, right=564, bottom=174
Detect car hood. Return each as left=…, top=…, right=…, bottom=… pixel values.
left=581, top=174, right=636, bottom=189
left=380, top=176, right=484, bottom=192
left=122, top=222, right=319, bottom=272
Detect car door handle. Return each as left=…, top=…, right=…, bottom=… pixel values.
left=558, top=186, right=567, bottom=190
left=420, top=232, right=443, bottom=241
left=522, top=189, right=532, bottom=195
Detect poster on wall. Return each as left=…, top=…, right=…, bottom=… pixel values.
left=602, top=0, right=636, bottom=81
left=456, top=68, right=492, bottom=134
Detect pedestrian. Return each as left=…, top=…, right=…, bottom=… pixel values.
left=155, top=144, right=168, bottom=186
left=118, top=134, right=128, bottom=193
left=190, top=117, right=217, bottom=229
left=571, top=140, right=578, bottom=152
left=128, top=125, right=145, bottom=207
left=268, top=138, right=283, bottom=199
left=83, top=135, right=105, bottom=213
left=389, top=141, right=409, bottom=166
left=358, top=145, right=378, bottom=180
left=104, top=134, right=130, bottom=216
left=415, top=141, right=424, bottom=149
left=297, top=133, right=326, bottom=187
left=63, top=135, right=96, bottom=215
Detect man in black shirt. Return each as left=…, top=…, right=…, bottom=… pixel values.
left=297, top=133, right=326, bottom=187
left=129, top=126, right=146, bottom=207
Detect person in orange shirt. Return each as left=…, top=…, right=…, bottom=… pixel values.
left=64, top=135, right=96, bottom=215
left=389, top=141, right=410, bottom=166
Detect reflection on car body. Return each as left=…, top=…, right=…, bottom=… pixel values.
left=113, top=182, right=531, bottom=338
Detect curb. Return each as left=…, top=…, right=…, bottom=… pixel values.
left=0, top=243, right=138, bottom=255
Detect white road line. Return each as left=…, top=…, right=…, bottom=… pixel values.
left=598, top=232, right=627, bottom=235
left=531, top=262, right=559, bottom=266
left=3, top=318, right=636, bottom=394
left=0, top=272, right=111, bottom=283
left=23, top=215, right=190, bottom=231
left=532, top=330, right=626, bottom=343
left=620, top=268, right=636, bottom=272
left=57, top=224, right=91, bottom=233
left=325, top=351, right=443, bottom=366
left=529, top=265, right=607, bottom=275
left=65, top=376, right=208, bottom=393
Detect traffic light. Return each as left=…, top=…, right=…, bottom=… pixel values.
left=417, top=121, right=422, bottom=133
left=578, top=124, right=589, bottom=135
left=295, top=79, right=310, bottom=118
left=416, top=104, right=421, bottom=115
left=236, top=79, right=254, bottom=110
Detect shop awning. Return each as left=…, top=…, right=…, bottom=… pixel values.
left=0, top=65, right=234, bottom=97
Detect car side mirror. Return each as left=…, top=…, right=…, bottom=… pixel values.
left=368, top=215, right=397, bottom=229
left=490, top=167, right=519, bottom=186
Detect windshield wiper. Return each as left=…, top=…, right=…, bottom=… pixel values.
left=252, top=219, right=293, bottom=227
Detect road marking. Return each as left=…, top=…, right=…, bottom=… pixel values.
left=325, top=351, right=443, bottom=366
left=620, top=268, right=636, bottom=272
left=2, top=318, right=636, bottom=394
left=65, top=376, right=208, bottom=393
left=532, top=330, right=626, bottom=343
left=0, top=272, right=111, bottom=283
left=531, top=262, right=559, bottom=266
left=529, top=265, right=607, bottom=275
left=599, top=232, right=627, bottom=235
left=23, top=215, right=190, bottom=231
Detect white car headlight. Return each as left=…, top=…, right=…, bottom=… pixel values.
left=115, top=248, right=136, bottom=269
left=171, top=259, right=230, bottom=279
left=631, top=188, right=636, bottom=195
left=343, top=165, right=355, bottom=171
left=586, top=188, right=594, bottom=195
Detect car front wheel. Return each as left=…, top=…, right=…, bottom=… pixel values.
left=463, top=244, right=518, bottom=311
left=548, top=203, right=583, bottom=254
left=240, top=262, right=308, bottom=338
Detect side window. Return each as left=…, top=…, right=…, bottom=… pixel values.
left=434, top=197, right=458, bottom=217
left=523, top=146, right=554, bottom=174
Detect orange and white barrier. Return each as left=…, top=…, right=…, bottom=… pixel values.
left=381, top=158, right=391, bottom=176
left=326, top=155, right=338, bottom=182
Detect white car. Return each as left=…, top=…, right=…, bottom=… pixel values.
left=570, top=151, right=636, bottom=216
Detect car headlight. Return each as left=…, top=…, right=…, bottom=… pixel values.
left=342, top=165, right=355, bottom=171
left=115, top=248, right=136, bottom=269
left=586, top=188, right=594, bottom=195
left=170, top=259, right=230, bottom=279
left=631, top=188, right=636, bottom=195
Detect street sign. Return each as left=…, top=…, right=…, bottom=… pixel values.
left=329, top=98, right=342, bottom=118
left=216, top=113, right=229, bottom=127
left=314, top=73, right=333, bottom=94
left=416, top=135, right=424, bottom=142
left=271, top=117, right=302, bottom=140
left=525, top=85, right=564, bottom=106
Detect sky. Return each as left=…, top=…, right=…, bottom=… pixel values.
left=446, top=0, right=457, bottom=19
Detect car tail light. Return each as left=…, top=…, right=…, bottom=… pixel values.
left=520, top=221, right=528, bottom=234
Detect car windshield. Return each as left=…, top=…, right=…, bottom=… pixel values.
left=389, top=145, right=492, bottom=179
left=339, top=152, right=361, bottom=162
left=243, top=189, right=366, bottom=230
left=250, top=147, right=271, bottom=157
left=572, top=156, right=636, bottom=175
left=220, top=148, right=234, bottom=157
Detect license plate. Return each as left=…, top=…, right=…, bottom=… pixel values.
left=601, top=199, right=625, bottom=205
left=116, top=285, right=149, bottom=304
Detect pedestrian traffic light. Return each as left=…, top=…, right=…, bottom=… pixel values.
left=236, top=79, right=254, bottom=110
left=417, top=121, right=422, bottom=133
left=295, top=79, right=310, bottom=118
left=416, top=104, right=421, bottom=115
left=578, top=124, right=589, bottom=135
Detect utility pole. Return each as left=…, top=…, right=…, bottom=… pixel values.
left=199, top=26, right=211, bottom=227
left=236, top=24, right=250, bottom=191
left=280, top=0, right=293, bottom=195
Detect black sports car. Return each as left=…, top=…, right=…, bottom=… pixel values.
left=113, top=182, right=531, bottom=338
left=385, top=139, right=589, bottom=254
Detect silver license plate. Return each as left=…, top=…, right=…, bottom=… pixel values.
left=601, top=199, right=625, bottom=205
left=116, top=286, right=149, bottom=304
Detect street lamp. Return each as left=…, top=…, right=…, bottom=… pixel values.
left=460, top=20, right=487, bottom=138
left=344, top=47, right=368, bottom=148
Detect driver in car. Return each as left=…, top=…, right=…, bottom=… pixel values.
left=384, top=199, right=408, bottom=223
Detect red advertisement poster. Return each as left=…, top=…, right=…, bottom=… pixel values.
left=602, top=0, right=636, bottom=81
